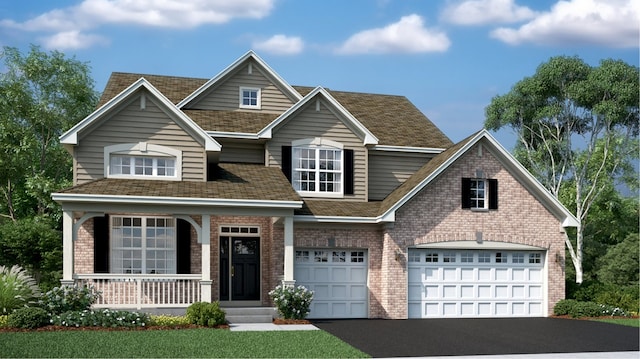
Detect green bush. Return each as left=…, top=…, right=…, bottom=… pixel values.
left=568, top=281, right=639, bottom=313
left=554, top=299, right=629, bottom=318
left=148, top=314, right=190, bottom=327
left=186, top=302, right=226, bottom=327
left=40, top=285, right=101, bottom=315
left=7, top=307, right=49, bottom=329
left=269, top=284, right=314, bottom=320
left=0, top=265, right=41, bottom=314
left=50, top=309, right=149, bottom=328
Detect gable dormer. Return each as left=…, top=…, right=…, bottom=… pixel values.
left=179, top=51, right=302, bottom=113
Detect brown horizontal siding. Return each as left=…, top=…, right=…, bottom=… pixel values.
left=267, top=100, right=367, bottom=201
left=368, top=151, right=433, bottom=200
left=75, top=91, right=205, bottom=184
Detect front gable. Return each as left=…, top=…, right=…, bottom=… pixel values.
left=179, top=51, right=301, bottom=113
left=60, top=79, right=221, bottom=184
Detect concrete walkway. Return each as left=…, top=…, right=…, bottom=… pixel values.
left=229, top=323, right=318, bottom=331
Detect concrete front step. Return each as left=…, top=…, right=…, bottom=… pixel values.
left=223, top=307, right=276, bottom=323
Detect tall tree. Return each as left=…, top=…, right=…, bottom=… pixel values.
left=485, top=56, right=639, bottom=283
left=0, top=45, right=98, bottom=222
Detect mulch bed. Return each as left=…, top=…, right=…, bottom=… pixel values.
left=0, top=324, right=229, bottom=332
left=272, top=318, right=311, bottom=325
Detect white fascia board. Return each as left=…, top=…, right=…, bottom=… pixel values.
left=207, top=131, right=261, bottom=140
left=52, top=193, right=302, bottom=209
left=294, top=215, right=380, bottom=224
left=59, top=78, right=221, bottom=152
left=378, top=131, right=483, bottom=222
left=177, top=50, right=301, bottom=109
left=370, top=145, right=446, bottom=154
left=258, top=87, right=379, bottom=146
left=60, top=77, right=149, bottom=145
left=480, top=130, right=579, bottom=228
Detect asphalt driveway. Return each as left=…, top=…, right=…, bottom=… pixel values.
left=312, top=318, right=639, bottom=358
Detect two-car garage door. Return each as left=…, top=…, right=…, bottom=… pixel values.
left=294, top=249, right=368, bottom=318
left=408, top=249, right=545, bottom=318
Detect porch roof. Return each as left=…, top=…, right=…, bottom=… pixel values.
left=55, top=163, right=301, bottom=203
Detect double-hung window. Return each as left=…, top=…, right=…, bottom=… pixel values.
left=111, top=216, right=176, bottom=274
left=462, top=177, right=498, bottom=210
left=292, top=138, right=343, bottom=196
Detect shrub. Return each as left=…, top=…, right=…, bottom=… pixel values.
left=0, top=315, right=9, bottom=328
left=7, top=307, right=49, bottom=329
left=148, top=314, right=190, bottom=327
left=40, top=285, right=101, bottom=315
left=0, top=265, right=41, bottom=314
left=50, top=309, right=149, bottom=328
left=554, top=299, right=629, bottom=318
left=269, top=284, right=314, bottom=320
left=186, top=302, right=226, bottom=327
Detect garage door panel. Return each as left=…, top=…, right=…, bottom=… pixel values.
left=295, top=249, right=368, bottom=319
left=408, top=249, right=545, bottom=318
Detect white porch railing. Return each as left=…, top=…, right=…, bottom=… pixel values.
left=75, top=274, right=202, bottom=309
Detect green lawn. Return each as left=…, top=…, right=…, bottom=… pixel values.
left=0, top=329, right=369, bottom=358
left=591, top=318, right=640, bottom=328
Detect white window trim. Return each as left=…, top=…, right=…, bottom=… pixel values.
left=239, top=87, right=261, bottom=109
left=470, top=178, right=488, bottom=210
left=110, top=215, right=176, bottom=274
left=104, top=143, right=182, bottom=180
left=292, top=138, right=344, bottom=198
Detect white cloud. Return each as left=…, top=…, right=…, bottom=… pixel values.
left=335, top=14, right=450, bottom=54
left=40, top=31, right=109, bottom=50
left=490, top=0, right=640, bottom=47
left=441, top=0, right=538, bottom=25
left=252, top=35, right=304, bottom=55
left=1, top=0, right=275, bottom=49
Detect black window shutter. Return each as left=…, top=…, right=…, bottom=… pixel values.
left=94, top=215, right=109, bottom=273
left=344, top=149, right=354, bottom=195
left=282, top=146, right=292, bottom=183
left=488, top=179, right=498, bottom=210
left=461, top=178, right=471, bottom=209
left=176, top=219, right=191, bottom=274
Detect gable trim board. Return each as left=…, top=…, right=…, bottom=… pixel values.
left=258, top=87, right=379, bottom=145
left=177, top=50, right=302, bottom=109
left=378, top=130, right=578, bottom=228
left=60, top=77, right=221, bottom=153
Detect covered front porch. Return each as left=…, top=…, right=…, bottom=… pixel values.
left=53, top=190, right=302, bottom=310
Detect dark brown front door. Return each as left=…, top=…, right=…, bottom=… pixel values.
left=220, top=237, right=260, bottom=301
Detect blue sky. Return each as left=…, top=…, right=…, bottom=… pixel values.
left=0, top=0, right=638, bottom=146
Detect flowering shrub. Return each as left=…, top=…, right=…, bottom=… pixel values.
left=50, top=309, right=149, bottom=328
left=554, top=299, right=630, bottom=318
left=40, top=285, right=101, bottom=315
left=269, top=284, right=313, bottom=320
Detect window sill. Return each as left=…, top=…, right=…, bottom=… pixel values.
left=107, top=175, right=181, bottom=181
left=296, top=191, right=343, bottom=199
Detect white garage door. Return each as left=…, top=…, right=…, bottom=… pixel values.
left=408, top=249, right=545, bottom=318
left=294, top=249, right=368, bottom=318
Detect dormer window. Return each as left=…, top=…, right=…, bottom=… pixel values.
left=239, top=87, right=261, bottom=109
left=105, top=143, right=182, bottom=180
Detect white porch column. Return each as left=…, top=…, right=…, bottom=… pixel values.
left=200, top=214, right=212, bottom=302
left=61, top=208, right=74, bottom=286
left=282, top=215, right=295, bottom=286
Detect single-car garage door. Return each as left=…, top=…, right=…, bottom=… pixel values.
left=408, top=249, right=545, bottom=318
left=295, top=249, right=368, bottom=318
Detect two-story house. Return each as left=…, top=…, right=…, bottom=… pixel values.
left=53, top=51, right=578, bottom=319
